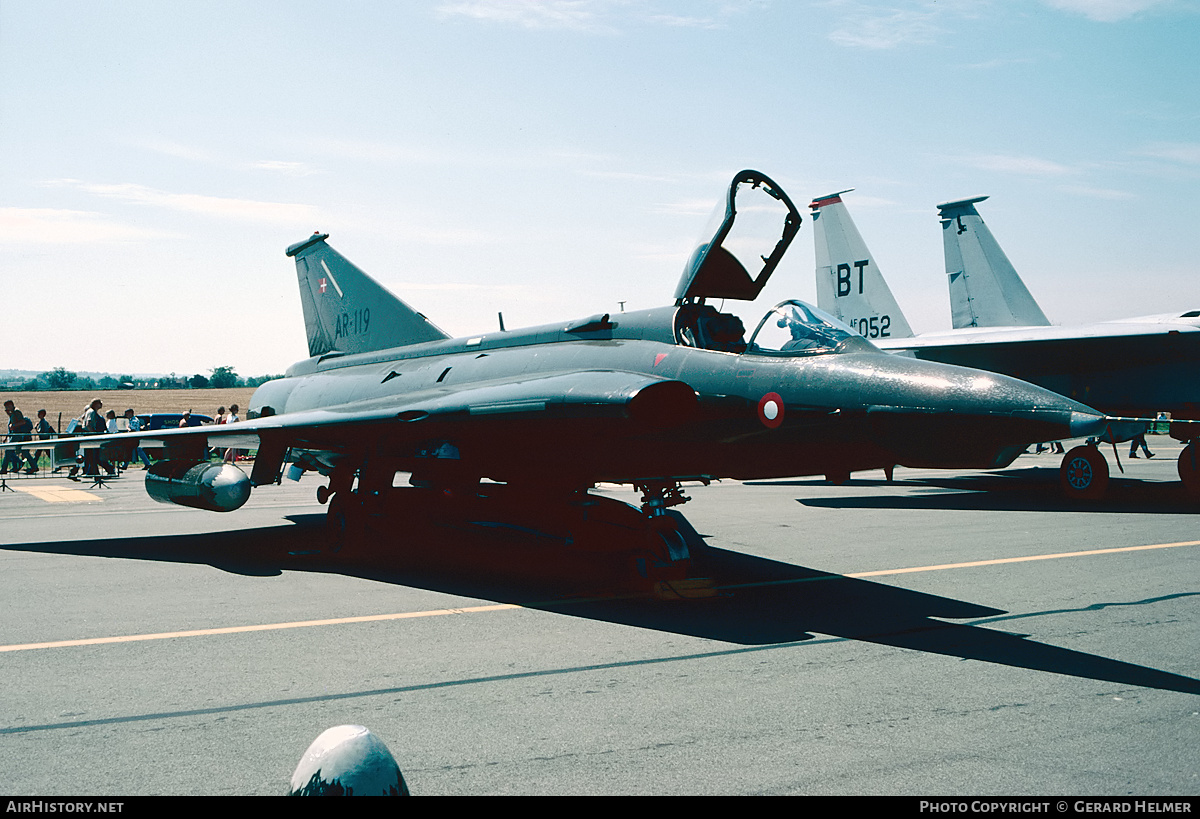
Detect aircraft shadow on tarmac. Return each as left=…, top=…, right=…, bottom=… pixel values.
left=5, top=510, right=1197, bottom=696
left=756, top=468, right=1200, bottom=514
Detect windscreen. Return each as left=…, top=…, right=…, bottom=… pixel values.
left=748, top=300, right=867, bottom=356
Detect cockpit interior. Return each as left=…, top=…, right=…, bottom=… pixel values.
left=675, top=299, right=868, bottom=357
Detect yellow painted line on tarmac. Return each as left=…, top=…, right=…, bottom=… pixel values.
left=3, top=540, right=1196, bottom=654
left=9, top=484, right=103, bottom=503
left=0, top=604, right=521, bottom=653
left=846, top=540, right=1200, bottom=578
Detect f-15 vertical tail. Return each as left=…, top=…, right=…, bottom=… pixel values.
left=810, top=191, right=913, bottom=340
left=286, top=233, right=450, bottom=358
left=938, top=197, right=1050, bottom=329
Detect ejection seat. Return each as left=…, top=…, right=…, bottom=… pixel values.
left=675, top=304, right=747, bottom=354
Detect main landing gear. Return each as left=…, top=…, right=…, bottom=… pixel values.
left=315, top=470, right=709, bottom=595
left=634, top=479, right=693, bottom=563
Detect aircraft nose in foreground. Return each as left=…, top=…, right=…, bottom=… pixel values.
left=820, top=354, right=1110, bottom=471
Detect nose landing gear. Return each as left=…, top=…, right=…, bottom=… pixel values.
left=1060, top=444, right=1110, bottom=501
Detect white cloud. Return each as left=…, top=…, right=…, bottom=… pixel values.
left=42, top=180, right=319, bottom=224
left=828, top=7, right=944, bottom=49
left=437, top=0, right=613, bottom=32
left=958, top=154, right=1076, bottom=176
left=644, top=11, right=726, bottom=29
left=135, top=137, right=318, bottom=177
left=1042, top=0, right=1173, bottom=23
left=307, top=137, right=455, bottom=165
left=1056, top=184, right=1136, bottom=200
left=251, top=160, right=319, bottom=177
left=0, top=208, right=172, bottom=244
left=650, top=197, right=722, bottom=217
left=437, top=0, right=747, bottom=32
left=577, top=168, right=677, bottom=183
left=835, top=193, right=899, bottom=209
left=960, top=56, right=1040, bottom=70
left=136, top=138, right=225, bottom=164
left=1139, top=141, right=1200, bottom=165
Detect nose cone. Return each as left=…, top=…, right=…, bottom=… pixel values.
left=811, top=353, right=1106, bottom=468
left=947, top=365, right=1106, bottom=436
left=1069, top=410, right=1109, bottom=440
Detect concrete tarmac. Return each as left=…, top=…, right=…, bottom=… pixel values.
left=0, top=443, right=1196, bottom=796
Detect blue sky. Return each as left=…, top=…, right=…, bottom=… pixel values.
left=2, top=0, right=1197, bottom=377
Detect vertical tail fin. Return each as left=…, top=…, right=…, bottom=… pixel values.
left=285, top=233, right=450, bottom=357
left=810, top=191, right=913, bottom=340
left=938, top=197, right=1050, bottom=329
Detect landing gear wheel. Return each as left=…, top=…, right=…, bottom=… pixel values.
left=653, top=520, right=690, bottom=563
left=1177, top=442, right=1200, bottom=500
left=1060, top=445, right=1109, bottom=501
left=325, top=492, right=362, bottom=552
left=629, top=516, right=692, bottom=585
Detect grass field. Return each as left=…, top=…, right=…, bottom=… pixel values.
left=4, top=388, right=258, bottom=433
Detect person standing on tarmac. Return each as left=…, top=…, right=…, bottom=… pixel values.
left=123, top=408, right=153, bottom=469
left=2, top=409, right=37, bottom=474
left=223, top=404, right=243, bottom=462
left=75, top=398, right=114, bottom=478
left=32, top=409, right=55, bottom=468
left=1129, top=432, right=1154, bottom=459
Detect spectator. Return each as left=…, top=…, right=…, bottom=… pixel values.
left=123, top=408, right=153, bottom=469
left=2, top=399, right=15, bottom=447
left=224, top=404, right=243, bottom=462
left=211, top=406, right=227, bottom=459
left=2, top=409, right=37, bottom=474
left=76, top=398, right=114, bottom=478
left=1129, top=432, right=1154, bottom=459
left=33, top=409, right=55, bottom=467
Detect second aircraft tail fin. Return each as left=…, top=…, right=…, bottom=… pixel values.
left=285, top=233, right=450, bottom=358
left=810, top=191, right=913, bottom=340
left=938, top=197, right=1050, bottom=329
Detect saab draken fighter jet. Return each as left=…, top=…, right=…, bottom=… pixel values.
left=810, top=189, right=1200, bottom=500
left=5, top=171, right=1113, bottom=577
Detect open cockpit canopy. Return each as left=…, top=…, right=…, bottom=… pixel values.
left=674, top=170, right=802, bottom=304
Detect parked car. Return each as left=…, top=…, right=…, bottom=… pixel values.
left=135, top=413, right=215, bottom=430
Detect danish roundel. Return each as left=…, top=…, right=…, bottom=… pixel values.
left=757, top=392, right=784, bottom=429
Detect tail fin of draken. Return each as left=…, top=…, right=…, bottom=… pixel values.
left=938, top=197, right=1050, bottom=329
left=286, top=234, right=450, bottom=358
left=810, top=191, right=913, bottom=340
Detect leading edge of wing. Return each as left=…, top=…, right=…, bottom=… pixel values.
left=1, top=371, right=698, bottom=454
left=270, top=370, right=699, bottom=441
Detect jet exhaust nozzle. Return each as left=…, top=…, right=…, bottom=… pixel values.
left=145, top=461, right=252, bottom=512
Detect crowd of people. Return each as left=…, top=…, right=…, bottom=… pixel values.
left=2, top=398, right=248, bottom=478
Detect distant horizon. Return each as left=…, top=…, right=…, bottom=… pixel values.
left=0, top=368, right=281, bottom=381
